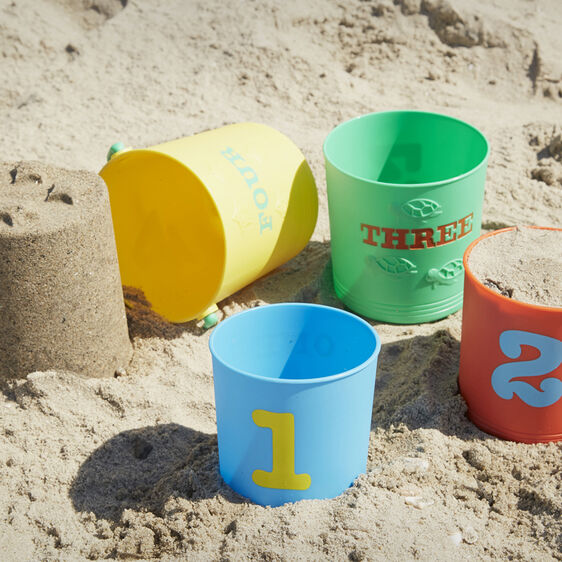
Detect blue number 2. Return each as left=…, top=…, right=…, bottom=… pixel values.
left=491, top=330, right=562, bottom=408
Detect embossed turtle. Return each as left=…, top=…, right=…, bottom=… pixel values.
left=369, top=256, right=418, bottom=277
left=426, top=258, right=464, bottom=286
left=401, top=198, right=443, bottom=220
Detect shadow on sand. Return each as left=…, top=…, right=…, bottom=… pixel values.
left=70, top=423, right=243, bottom=521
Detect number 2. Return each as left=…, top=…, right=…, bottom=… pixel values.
left=491, top=330, right=562, bottom=408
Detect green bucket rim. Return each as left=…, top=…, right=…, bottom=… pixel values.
left=323, top=110, right=490, bottom=189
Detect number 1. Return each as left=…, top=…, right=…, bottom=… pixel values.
left=251, top=410, right=311, bottom=490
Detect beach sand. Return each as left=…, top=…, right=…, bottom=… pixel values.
left=0, top=0, right=561, bottom=560
left=468, top=227, right=562, bottom=306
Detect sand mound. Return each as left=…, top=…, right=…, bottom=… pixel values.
left=0, top=161, right=132, bottom=379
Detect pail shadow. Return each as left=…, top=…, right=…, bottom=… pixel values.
left=249, top=240, right=341, bottom=309
left=70, top=423, right=241, bottom=521
left=372, top=330, right=481, bottom=438
left=123, top=287, right=203, bottom=340
left=123, top=239, right=335, bottom=341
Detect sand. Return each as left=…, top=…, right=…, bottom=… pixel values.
left=1, top=0, right=561, bottom=560
left=0, top=161, right=132, bottom=378
left=468, top=227, right=562, bottom=307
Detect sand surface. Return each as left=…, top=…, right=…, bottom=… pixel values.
left=1, top=0, right=561, bottom=560
left=468, top=227, right=562, bottom=306
left=0, top=161, right=132, bottom=379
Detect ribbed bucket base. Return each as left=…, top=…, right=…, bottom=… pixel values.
left=334, top=276, right=463, bottom=324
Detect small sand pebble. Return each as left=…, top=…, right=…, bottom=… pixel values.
left=463, top=526, right=478, bottom=544
left=548, top=134, right=562, bottom=159
left=398, top=485, right=422, bottom=496
left=531, top=166, right=556, bottom=186
left=402, top=457, right=429, bottom=473
left=447, top=532, right=463, bottom=546
left=404, top=496, right=434, bottom=509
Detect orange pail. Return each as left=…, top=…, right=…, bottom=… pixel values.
left=459, top=227, right=562, bottom=443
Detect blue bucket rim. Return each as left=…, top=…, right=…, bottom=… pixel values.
left=209, top=303, right=381, bottom=385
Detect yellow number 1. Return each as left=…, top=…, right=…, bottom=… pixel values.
left=251, top=410, right=311, bottom=490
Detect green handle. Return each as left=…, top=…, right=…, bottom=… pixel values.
left=107, top=142, right=126, bottom=162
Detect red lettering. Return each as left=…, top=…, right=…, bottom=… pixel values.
left=458, top=213, right=473, bottom=238
left=381, top=228, right=409, bottom=250
left=411, top=228, right=436, bottom=249
left=436, top=221, right=457, bottom=246
left=361, top=224, right=380, bottom=246
left=360, top=213, right=475, bottom=250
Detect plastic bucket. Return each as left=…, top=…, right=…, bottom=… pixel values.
left=209, top=303, right=381, bottom=506
left=459, top=227, right=562, bottom=443
left=99, top=123, right=318, bottom=324
left=324, top=110, right=489, bottom=324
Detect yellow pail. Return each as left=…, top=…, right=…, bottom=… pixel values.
left=99, top=123, right=318, bottom=323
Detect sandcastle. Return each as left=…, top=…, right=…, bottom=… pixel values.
left=0, top=161, right=132, bottom=379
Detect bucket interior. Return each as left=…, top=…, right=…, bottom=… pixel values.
left=100, top=150, right=226, bottom=322
left=211, top=305, right=378, bottom=381
left=324, top=111, right=488, bottom=185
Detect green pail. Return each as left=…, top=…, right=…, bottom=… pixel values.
left=324, top=111, right=489, bottom=323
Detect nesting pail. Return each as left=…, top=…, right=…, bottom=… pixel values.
left=459, top=227, right=562, bottom=443
left=324, top=110, right=489, bottom=324
left=100, top=123, right=318, bottom=323
left=209, top=303, right=381, bottom=506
